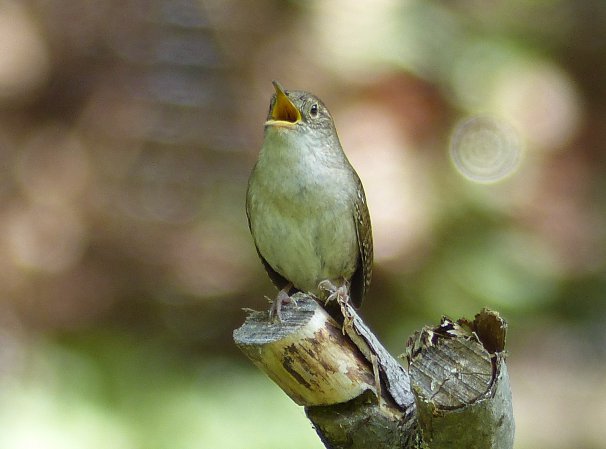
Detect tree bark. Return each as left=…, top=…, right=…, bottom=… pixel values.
left=234, top=294, right=514, bottom=449
left=406, top=312, right=515, bottom=449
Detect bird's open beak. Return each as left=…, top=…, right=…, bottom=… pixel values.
left=267, top=81, right=301, bottom=126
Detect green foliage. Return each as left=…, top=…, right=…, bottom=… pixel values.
left=0, top=334, right=322, bottom=449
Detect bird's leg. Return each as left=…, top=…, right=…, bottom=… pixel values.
left=318, top=279, right=354, bottom=333
left=268, top=283, right=293, bottom=322
left=318, top=279, right=347, bottom=306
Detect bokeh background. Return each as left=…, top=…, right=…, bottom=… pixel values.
left=0, top=0, right=604, bottom=448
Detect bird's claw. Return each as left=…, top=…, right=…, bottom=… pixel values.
left=318, top=279, right=337, bottom=294
left=268, top=283, right=294, bottom=322
left=318, top=279, right=354, bottom=334
left=318, top=280, right=348, bottom=307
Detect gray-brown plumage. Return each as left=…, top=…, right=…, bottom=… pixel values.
left=246, top=81, right=372, bottom=317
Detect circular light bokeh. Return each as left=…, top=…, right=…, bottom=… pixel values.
left=450, top=116, right=522, bottom=183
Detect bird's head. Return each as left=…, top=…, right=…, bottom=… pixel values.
left=265, top=81, right=335, bottom=135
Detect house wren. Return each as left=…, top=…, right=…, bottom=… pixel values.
left=246, top=81, right=373, bottom=320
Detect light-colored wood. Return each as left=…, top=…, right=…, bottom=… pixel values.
left=234, top=294, right=377, bottom=406
left=234, top=295, right=515, bottom=449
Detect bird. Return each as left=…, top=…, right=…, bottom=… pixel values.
left=246, top=81, right=373, bottom=321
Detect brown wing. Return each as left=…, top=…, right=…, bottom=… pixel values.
left=245, top=186, right=290, bottom=292
left=349, top=176, right=373, bottom=308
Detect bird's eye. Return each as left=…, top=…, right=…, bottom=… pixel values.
left=310, top=103, right=319, bottom=117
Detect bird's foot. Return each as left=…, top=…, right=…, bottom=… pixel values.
left=318, top=280, right=354, bottom=333
left=267, top=283, right=294, bottom=322
left=318, top=280, right=347, bottom=306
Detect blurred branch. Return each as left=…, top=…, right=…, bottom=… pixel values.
left=234, top=294, right=514, bottom=449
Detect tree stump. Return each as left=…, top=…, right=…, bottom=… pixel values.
left=234, top=294, right=514, bottom=449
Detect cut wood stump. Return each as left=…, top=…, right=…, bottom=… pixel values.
left=234, top=293, right=514, bottom=449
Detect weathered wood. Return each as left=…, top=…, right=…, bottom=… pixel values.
left=234, top=296, right=515, bottom=449
left=337, top=297, right=416, bottom=416
left=234, top=293, right=420, bottom=448
left=306, top=391, right=421, bottom=449
left=406, top=310, right=515, bottom=449
left=234, top=294, right=377, bottom=406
